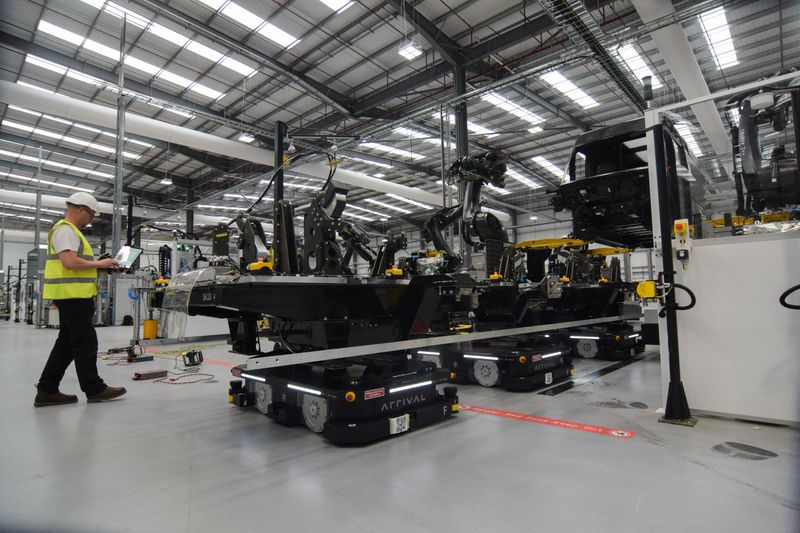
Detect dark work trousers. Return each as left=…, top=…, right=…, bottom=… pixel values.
left=38, top=298, right=106, bottom=395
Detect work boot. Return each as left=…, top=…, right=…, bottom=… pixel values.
left=87, top=386, right=127, bottom=403
left=34, top=387, right=78, bottom=407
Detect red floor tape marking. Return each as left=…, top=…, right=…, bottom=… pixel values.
left=459, top=404, right=635, bottom=439
left=201, top=358, right=236, bottom=367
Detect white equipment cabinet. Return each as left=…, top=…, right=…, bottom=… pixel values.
left=669, top=231, right=800, bottom=425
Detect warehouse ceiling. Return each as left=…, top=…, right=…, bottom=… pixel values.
left=0, top=0, right=797, bottom=237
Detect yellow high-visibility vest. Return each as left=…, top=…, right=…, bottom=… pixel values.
left=43, top=219, right=98, bottom=300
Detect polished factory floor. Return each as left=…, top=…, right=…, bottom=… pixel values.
left=1, top=320, right=798, bottom=533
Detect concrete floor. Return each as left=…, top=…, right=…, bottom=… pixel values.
left=1, top=320, right=798, bottom=533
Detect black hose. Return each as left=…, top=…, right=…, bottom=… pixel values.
left=659, top=283, right=697, bottom=317
left=672, top=283, right=696, bottom=311
left=779, top=284, right=800, bottom=310
left=245, top=151, right=334, bottom=215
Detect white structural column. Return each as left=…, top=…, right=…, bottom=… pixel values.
left=631, top=0, right=732, bottom=171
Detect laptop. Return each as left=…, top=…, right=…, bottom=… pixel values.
left=113, top=245, right=143, bottom=269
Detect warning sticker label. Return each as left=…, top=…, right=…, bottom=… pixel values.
left=364, top=388, right=385, bottom=400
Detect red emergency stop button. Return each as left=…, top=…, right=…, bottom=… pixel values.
left=675, top=223, right=684, bottom=231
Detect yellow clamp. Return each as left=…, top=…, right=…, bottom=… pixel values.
left=489, top=272, right=503, bottom=280
left=637, top=280, right=656, bottom=299
left=385, top=267, right=403, bottom=277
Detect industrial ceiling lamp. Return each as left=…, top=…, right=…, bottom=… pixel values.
left=397, top=1, right=422, bottom=60
left=398, top=40, right=422, bottom=60
left=160, top=145, right=173, bottom=186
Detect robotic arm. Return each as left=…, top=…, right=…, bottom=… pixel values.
left=423, top=152, right=510, bottom=275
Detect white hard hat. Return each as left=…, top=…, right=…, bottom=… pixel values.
left=65, top=192, right=99, bottom=213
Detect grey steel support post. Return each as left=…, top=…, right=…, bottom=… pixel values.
left=453, top=61, right=471, bottom=271
left=509, top=211, right=518, bottom=244
left=34, top=186, right=43, bottom=327
left=623, top=252, right=632, bottom=282
left=131, top=287, right=141, bottom=345
left=271, top=120, right=287, bottom=273
left=185, top=185, right=194, bottom=237
left=273, top=121, right=286, bottom=208
left=109, top=16, right=127, bottom=326
left=36, top=275, right=44, bottom=328
left=34, top=152, right=42, bottom=250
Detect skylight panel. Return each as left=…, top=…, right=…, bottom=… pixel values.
left=17, top=81, right=55, bottom=93
left=124, top=55, right=161, bottom=76
left=78, top=0, right=255, bottom=78
left=186, top=40, right=223, bottom=62
left=348, top=204, right=390, bottom=219
left=67, top=70, right=106, bottom=87
left=221, top=3, right=263, bottom=30
left=343, top=211, right=375, bottom=222
left=465, top=120, right=498, bottom=138
left=364, top=198, right=412, bottom=214
left=26, top=55, right=108, bottom=91
left=104, top=2, right=150, bottom=29
left=485, top=183, right=511, bottom=196
left=699, top=7, right=738, bottom=70
left=258, top=22, right=300, bottom=49
left=343, top=155, right=393, bottom=169
left=725, top=107, right=740, bottom=127
left=79, top=0, right=105, bottom=8
left=481, top=92, right=544, bottom=127
left=157, top=69, right=192, bottom=88
left=505, top=167, right=542, bottom=189
left=190, top=83, right=225, bottom=100
left=385, top=193, right=433, bottom=209
left=149, top=22, right=190, bottom=47
left=531, top=156, right=565, bottom=180
left=361, top=142, right=425, bottom=160
left=0, top=201, right=62, bottom=215
left=0, top=170, right=94, bottom=192
left=196, top=204, right=244, bottom=211
left=394, top=126, right=441, bottom=146
left=0, top=149, right=114, bottom=179
left=318, top=0, right=353, bottom=13
left=213, top=2, right=299, bottom=49
left=2, top=120, right=141, bottom=159
left=9, top=104, right=154, bottom=150
left=82, top=39, right=121, bottom=61
left=540, top=71, right=598, bottom=109
left=673, top=123, right=703, bottom=157
left=38, top=20, right=84, bottom=46
left=283, top=183, right=318, bottom=190
left=196, top=0, right=227, bottom=10
left=220, top=56, right=256, bottom=77
left=0, top=212, right=54, bottom=223
left=612, top=44, right=663, bottom=89
left=223, top=193, right=261, bottom=201
left=26, top=55, right=67, bottom=75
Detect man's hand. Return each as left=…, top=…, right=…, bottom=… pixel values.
left=97, top=258, right=120, bottom=270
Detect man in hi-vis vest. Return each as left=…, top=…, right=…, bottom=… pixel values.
left=34, top=192, right=127, bottom=407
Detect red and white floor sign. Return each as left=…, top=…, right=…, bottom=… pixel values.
left=459, top=404, right=635, bottom=439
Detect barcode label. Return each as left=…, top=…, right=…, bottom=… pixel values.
left=389, top=414, right=411, bottom=434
